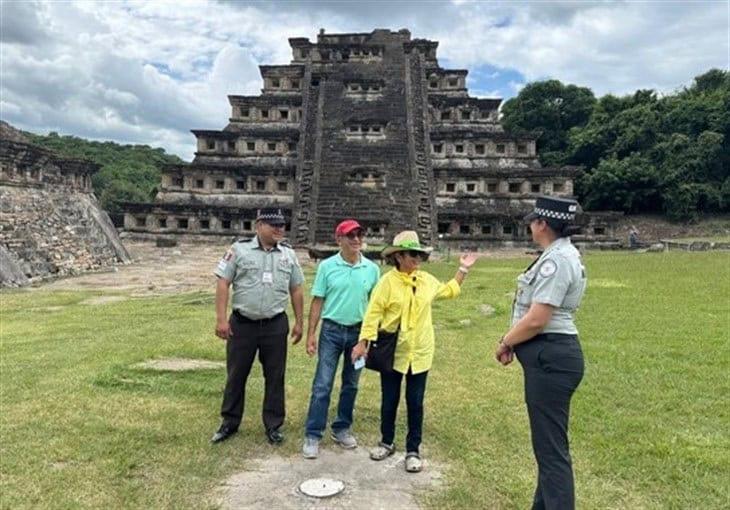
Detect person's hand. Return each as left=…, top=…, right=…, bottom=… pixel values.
left=215, top=320, right=231, bottom=341
left=290, top=322, right=303, bottom=344
left=459, top=252, right=478, bottom=269
left=306, top=333, right=317, bottom=356
left=495, top=339, right=514, bottom=365
left=351, top=340, right=368, bottom=363
left=498, top=349, right=514, bottom=365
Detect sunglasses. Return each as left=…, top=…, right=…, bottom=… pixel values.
left=345, top=230, right=364, bottom=240
left=403, top=250, right=425, bottom=259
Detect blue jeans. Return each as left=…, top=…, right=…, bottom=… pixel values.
left=380, top=368, right=428, bottom=453
left=304, top=319, right=363, bottom=439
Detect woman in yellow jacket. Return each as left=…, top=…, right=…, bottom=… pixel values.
left=351, top=231, right=477, bottom=473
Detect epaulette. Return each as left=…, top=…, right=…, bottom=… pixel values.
left=279, top=240, right=292, bottom=248
left=236, top=237, right=253, bottom=243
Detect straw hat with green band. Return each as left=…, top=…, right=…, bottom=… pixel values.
left=381, top=230, right=434, bottom=258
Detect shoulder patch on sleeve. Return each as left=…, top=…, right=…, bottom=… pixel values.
left=539, top=259, right=557, bottom=278
left=222, top=249, right=234, bottom=262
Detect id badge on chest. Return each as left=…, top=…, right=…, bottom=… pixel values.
left=262, top=271, right=273, bottom=284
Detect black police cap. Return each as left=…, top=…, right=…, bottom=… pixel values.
left=524, top=196, right=579, bottom=223
left=256, top=208, right=286, bottom=226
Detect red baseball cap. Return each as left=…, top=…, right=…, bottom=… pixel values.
left=335, top=219, right=363, bottom=236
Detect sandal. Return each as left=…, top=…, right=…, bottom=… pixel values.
left=369, top=442, right=395, bottom=461
left=405, top=452, right=423, bottom=473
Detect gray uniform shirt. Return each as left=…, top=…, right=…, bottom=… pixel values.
left=214, top=237, right=305, bottom=320
left=511, top=237, right=587, bottom=334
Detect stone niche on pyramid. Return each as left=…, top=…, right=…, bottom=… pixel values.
left=123, top=28, right=619, bottom=248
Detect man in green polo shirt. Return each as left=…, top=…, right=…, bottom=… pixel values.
left=302, top=219, right=380, bottom=459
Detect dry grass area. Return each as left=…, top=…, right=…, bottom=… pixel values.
left=42, top=241, right=249, bottom=295
left=614, top=215, right=730, bottom=242
left=38, top=241, right=526, bottom=295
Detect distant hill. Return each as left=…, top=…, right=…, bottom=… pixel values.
left=0, top=121, right=32, bottom=144
left=24, top=129, right=184, bottom=216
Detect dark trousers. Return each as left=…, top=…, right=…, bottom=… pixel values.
left=380, top=368, right=428, bottom=453
left=220, top=312, right=288, bottom=431
left=515, top=334, right=584, bottom=510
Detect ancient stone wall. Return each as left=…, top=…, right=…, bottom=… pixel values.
left=0, top=128, right=130, bottom=287
left=292, top=63, right=321, bottom=244
left=122, top=29, right=621, bottom=246
left=405, top=42, right=437, bottom=245
left=303, top=29, right=423, bottom=243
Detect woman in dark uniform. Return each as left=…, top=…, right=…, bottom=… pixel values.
left=495, top=196, right=587, bottom=510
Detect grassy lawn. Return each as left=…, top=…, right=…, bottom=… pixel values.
left=1, top=252, right=728, bottom=508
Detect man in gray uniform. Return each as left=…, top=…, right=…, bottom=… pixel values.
left=211, top=208, right=304, bottom=444
left=495, top=196, right=587, bottom=510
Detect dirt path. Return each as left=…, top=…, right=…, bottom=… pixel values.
left=38, top=241, right=527, bottom=295
left=216, top=448, right=442, bottom=510
left=42, top=241, right=248, bottom=295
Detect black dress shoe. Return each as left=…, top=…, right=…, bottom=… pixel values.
left=266, top=428, right=284, bottom=444
left=211, top=424, right=238, bottom=444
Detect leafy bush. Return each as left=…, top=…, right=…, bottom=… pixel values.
left=29, top=133, right=183, bottom=214
left=502, top=69, right=730, bottom=220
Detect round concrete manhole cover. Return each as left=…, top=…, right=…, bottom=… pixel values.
left=298, top=478, right=345, bottom=498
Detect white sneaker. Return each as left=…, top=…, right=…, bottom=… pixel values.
left=331, top=429, right=358, bottom=449
left=302, top=437, right=320, bottom=459
left=369, top=442, right=395, bottom=461
left=405, top=452, right=423, bottom=473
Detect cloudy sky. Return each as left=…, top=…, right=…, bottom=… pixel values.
left=1, top=0, right=728, bottom=160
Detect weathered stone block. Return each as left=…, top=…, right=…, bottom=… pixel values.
left=156, top=237, right=178, bottom=248
left=0, top=125, right=131, bottom=287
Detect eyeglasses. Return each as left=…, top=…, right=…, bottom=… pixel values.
left=345, top=231, right=364, bottom=240
left=267, top=223, right=286, bottom=229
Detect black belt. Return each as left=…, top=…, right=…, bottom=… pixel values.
left=233, top=310, right=285, bottom=324
left=323, top=318, right=362, bottom=330
left=532, top=333, right=578, bottom=342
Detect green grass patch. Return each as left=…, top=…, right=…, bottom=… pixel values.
left=1, top=252, right=728, bottom=508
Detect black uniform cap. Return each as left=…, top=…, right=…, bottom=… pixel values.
left=524, top=196, right=579, bottom=223
left=256, top=208, right=286, bottom=226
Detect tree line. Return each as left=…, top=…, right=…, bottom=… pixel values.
left=501, top=69, right=729, bottom=220
left=29, top=132, right=182, bottom=216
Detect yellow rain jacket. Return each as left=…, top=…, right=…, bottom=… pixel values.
left=359, top=268, right=461, bottom=374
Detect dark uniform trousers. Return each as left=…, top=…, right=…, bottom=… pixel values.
left=221, top=311, right=289, bottom=431
left=515, top=334, right=584, bottom=510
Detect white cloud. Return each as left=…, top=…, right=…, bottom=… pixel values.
left=0, top=0, right=727, bottom=160
left=0, top=0, right=49, bottom=46
left=434, top=2, right=727, bottom=96
left=1, top=0, right=279, bottom=159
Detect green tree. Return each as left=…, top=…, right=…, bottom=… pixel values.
left=578, top=154, right=663, bottom=213
left=28, top=133, right=183, bottom=214
left=566, top=69, right=729, bottom=220
left=502, top=80, right=596, bottom=166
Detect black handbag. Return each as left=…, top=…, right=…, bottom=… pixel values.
left=365, top=327, right=399, bottom=373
